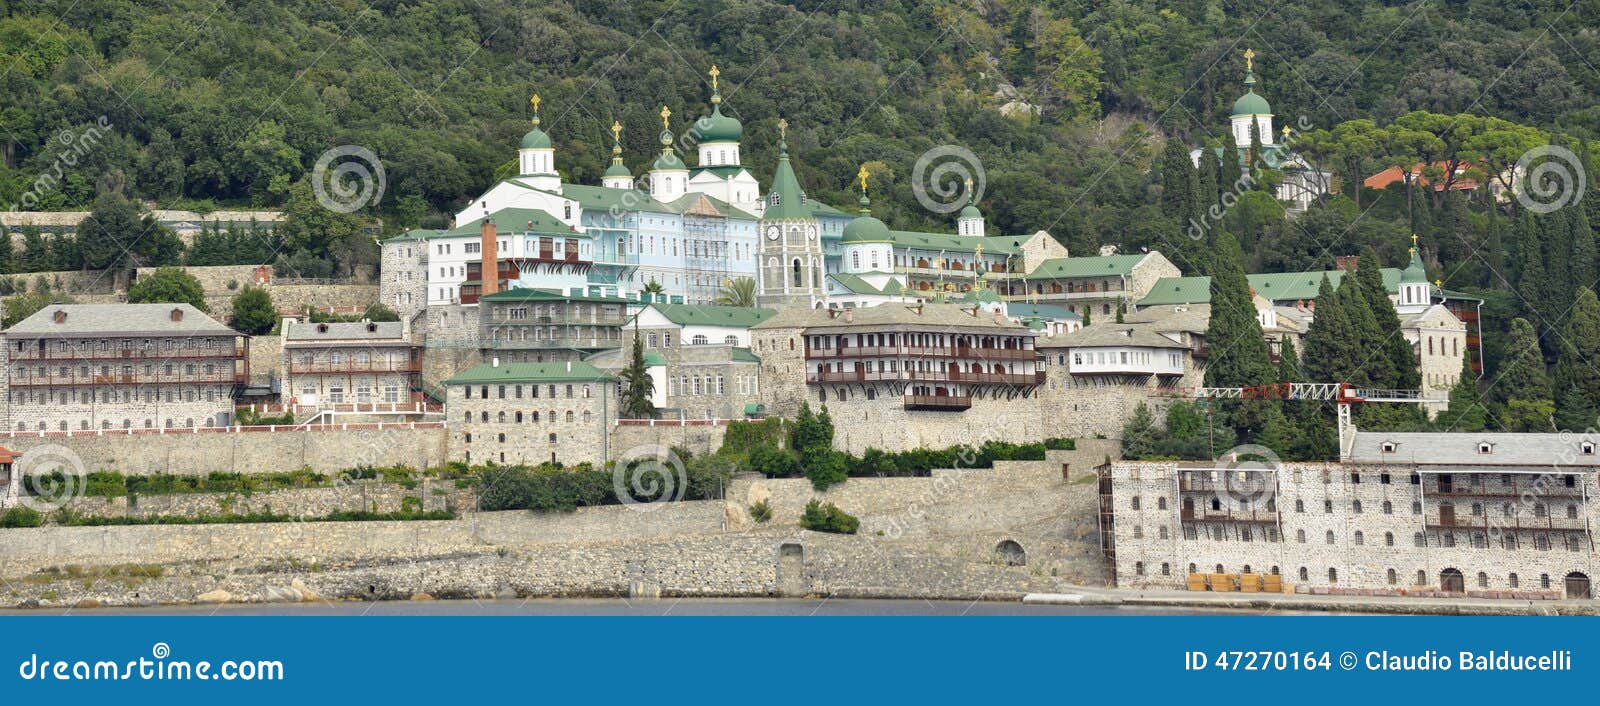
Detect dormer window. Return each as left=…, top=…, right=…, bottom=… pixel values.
left=1478, top=442, right=1494, bottom=455
left=1380, top=441, right=1397, bottom=454
left=770, top=193, right=781, bottom=206
left=1583, top=442, right=1596, bottom=456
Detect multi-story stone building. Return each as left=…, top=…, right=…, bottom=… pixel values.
left=1107, top=431, right=1600, bottom=600
left=280, top=319, right=423, bottom=412
left=477, top=288, right=632, bottom=363
left=442, top=360, right=617, bottom=467
left=1, top=303, right=247, bottom=430
left=751, top=303, right=1051, bottom=452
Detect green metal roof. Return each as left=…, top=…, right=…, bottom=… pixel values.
left=549, top=182, right=678, bottom=215
left=1006, top=302, right=1080, bottom=321
left=690, top=165, right=750, bottom=179
left=1402, top=249, right=1428, bottom=283
left=888, top=230, right=1019, bottom=255
left=1026, top=254, right=1148, bottom=279
left=1232, top=89, right=1271, bottom=116
left=443, top=361, right=615, bottom=385
left=643, top=352, right=666, bottom=367
left=695, top=104, right=742, bottom=143
left=841, top=214, right=892, bottom=243
left=648, top=303, right=776, bottom=328
left=447, top=207, right=576, bottom=237
left=764, top=143, right=810, bottom=220
left=520, top=126, right=552, bottom=149
left=1135, top=268, right=1404, bottom=306
left=731, top=347, right=760, bottom=364
left=830, top=273, right=884, bottom=295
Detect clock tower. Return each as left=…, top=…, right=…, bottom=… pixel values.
left=756, top=120, right=825, bottom=309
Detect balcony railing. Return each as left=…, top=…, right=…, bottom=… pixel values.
left=9, top=348, right=245, bottom=362
left=11, top=371, right=247, bottom=387
left=1179, top=477, right=1276, bottom=494
left=1181, top=508, right=1279, bottom=523
left=1425, top=514, right=1589, bottom=531
left=903, top=394, right=972, bottom=411
left=481, top=338, right=622, bottom=350
left=287, top=360, right=423, bottom=375
left=1427, top=484, right=1584, bottom=499
left=806, top=345, right=1037, bottom=361
left=807, top=370, right=1041, bottom=386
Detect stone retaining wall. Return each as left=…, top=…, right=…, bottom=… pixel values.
left=51, top=481, right=472, bottom=521
left=0, top=425, right=448, bottom=475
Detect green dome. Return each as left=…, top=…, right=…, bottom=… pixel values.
left=959, top=203, right=982, bottom=219
left=1231, top=89, right=1271, bottom=116
left=696, top=105, right=743, bottom=143
left=653, top=149, right=686, bottom=171
left=520, top=127, right=552, bottom=149
left=841, top=214, right=891, bottom=244
left=604, top=162, right=632, bottom=178
left=1401, top=248, right=1427, bottom=283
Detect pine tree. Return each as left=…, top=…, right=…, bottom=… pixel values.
left=1197, top=149, right=1221, bottom=219
left=1562, top=287, right=1600, bottom=405
left=1247, top=118, right=1265, bottom=190
left=1276, top=335, right=1301, bottom=384
left=1439, top=355, right=1487, bottom=432
left=1160, top=139, right=1197, bottom=219
left=1255, top=404, right=1294, bottom=458
left=1513, top=213, right=1548, bottom=335
left=1568, top=201, right=1597, bottom=295
left=617, top=333, right=657, bottom=419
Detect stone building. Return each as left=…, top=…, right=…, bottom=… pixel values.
left=587, top=341, right=763, bottom=420
left=1, top=303, right=247, bottom=430
left=751, top=303, right=1057, bottom=452
left=1107, top=431, right=1600, bottom=600
left=280, top=319, right=423, bottom=412
left=477, top=288, right=632, bottom=364
left=442, top=360, right=617, bottom=467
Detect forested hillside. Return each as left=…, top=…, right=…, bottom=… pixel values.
left=3, top=0, right=1600, bottom=432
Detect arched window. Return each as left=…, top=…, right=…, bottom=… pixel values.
left=792, top=259, right=802, bottom=287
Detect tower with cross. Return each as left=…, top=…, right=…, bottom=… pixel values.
left=648, top=105, right=689, bottom=201
left=756, top=118, right=826, bottom=308
left=956, top=176, right=986, bottom=237
left=517, top=93, right=562, bottom=192
left=686, top=64, right=761, bottom=211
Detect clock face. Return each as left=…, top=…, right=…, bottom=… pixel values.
left=766, top=225, right=780, bottom=240
left=807, top=226, right=817, bottom=239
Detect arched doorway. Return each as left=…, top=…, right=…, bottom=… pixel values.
left=777, top=543, right=805, bottom=597
left=994, top=540, right=1026, bottom=566
left=1440, top=568, right=1465, bottom=593
left=1565, top=572, right=1591, bottom=599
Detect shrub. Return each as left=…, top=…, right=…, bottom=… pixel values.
left=720, top=417, right=787, bottom=457
left=0, top=506, right=44, bottom=528
left=799, top=500, right=858, bottom=534
left=748, top=499, right=773, bottom=523
left=805, top=450, right=849, bottom=491
left=749, top=445, right=802, bottom=478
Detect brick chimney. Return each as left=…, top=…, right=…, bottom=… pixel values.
left=480, top=218, right=500, bottom=297
left=843, top=308, right=854, bottom=323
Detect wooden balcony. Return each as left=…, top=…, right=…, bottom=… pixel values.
left=806, top=345, right=1036, bottom=361
left=288, top=360, right=423, bottom=375
left=903, top=394, right=972, bottom=411
left=1425, top=514, right=1589, bottom=532
left=11, top=371, right=247, bottom=387
left=807, top=369, right=1041, bottom=386
left=1181, top=508, right=1279, bottom=524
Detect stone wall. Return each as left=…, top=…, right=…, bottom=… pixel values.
left=447, top=378, right=617, bottom=467
left=54, top=480, right=471, bottom=521
left=247, top=335, right=282, bottom=386
left=0, top=425, right=448, bottom=475
left=0, top=439, right=1120, bottom=605
left=610, top=420, right=730, bottom=459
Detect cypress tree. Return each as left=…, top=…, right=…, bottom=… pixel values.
left=1513, top=212, right=1548, bottom=335
left=1198, top=149, right=1221, bottom=219
left=1439, top=355, right=1487, bottom=432
left=1302, top=275, right=1353, bottom=383
left=1494, top=317, right=1550, bottom=406
left=1203, top=231, right=1274, bottom=389
left=1568, top=200, right=1597, bottom=295
left=1357, top=246, right=1420, bottom=390
left=1247, top=118, right=1265, bottom=190
left=1160, top=139, right=1197, bottom=219
left=1560, top=287, right=1600, bottom=409
left=1276, top=335, right=1302, bottom=384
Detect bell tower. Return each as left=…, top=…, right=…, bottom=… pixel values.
left=756, top=119, right=825, bottom=309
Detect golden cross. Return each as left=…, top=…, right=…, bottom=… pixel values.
left=1435, top=279, right=1443, bottom=287
left=1411, top=233, right=1419, bottom=248
left=1282, top=125, right=1291, bottom=137
left=709, top=65, right=720, bottom=91
left=965, top=176, right=974, bottom=200
left=777, top=118, right=788, bottom=140
left=660, top=105, right=671, bottom=131
left=1243, top=48, right=1255, bottom=71
left=857, top=164, right=870, bottom=193
left=611, top=120, right=622, bottom=142
left=531, top=94, right=541, bottom=113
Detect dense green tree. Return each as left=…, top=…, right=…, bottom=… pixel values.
left=1202, top=231, right=1273, bottom=389
left=617, top=334, right=656, bottom=420
left=229, top=286, right=276, bottom=335
left=1439, top=355, right=1489, bottom=432
left=1493, top=318, right=1551, bottom=429
left=126, top=267, right=207, bottom=311
left=1356, top=246, right=1420, bottom=390
left=1121, top=401, right=1159, bottom=459
left=1302, top=275, right=1356, bottom=383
